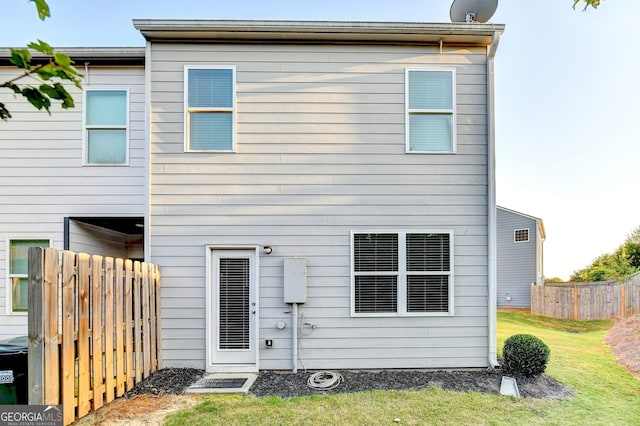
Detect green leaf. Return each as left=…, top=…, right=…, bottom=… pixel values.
left=53, top=52, right=72, bottom=68
left=0, top=103, right=12, bottom=121
left=57, top=83, right=75, bottom=109
left=4, top=82, right=22, bottom=95
left=30, top=0, right=50, bottom=21
left=21, top=87, right=52, bottom=113
left=27, top=39, right=54, bottom=56
left=35, top=63, right=57, bottom=80
left=9, top=49, right=32, bottom=69
left=573, top=0, right=600, bottom=11
left=39, top=84, right=63, bottom=100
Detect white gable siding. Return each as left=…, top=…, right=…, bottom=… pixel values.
left=0, top=65, right=146, bottom=340
left=149, top=43, right=489, bottom=369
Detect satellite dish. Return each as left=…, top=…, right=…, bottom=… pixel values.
left=450, top=0, right=498, bottom=23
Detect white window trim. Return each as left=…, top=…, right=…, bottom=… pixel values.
left=514, top=228, right=530, bottom=243
left=184, top=65, right=237, bottom=153
left=5, top=237, right=53, bottom=316
left=82, top=87, right=130, bottom=166
left=405, top=67, right=457, bottom=154
left=350, top=229, right=454, bottom=318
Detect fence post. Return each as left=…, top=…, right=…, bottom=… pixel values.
left=620, top=282, right=626, bottom=317
left=43, top=248, right=60, bottom=405
left=573, top=286, right=579, bottom=320
left=27, top=246, right=45, bottom=405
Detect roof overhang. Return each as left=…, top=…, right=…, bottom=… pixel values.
left=133, top=19, right=504, bottom=46
left=0, top=47, right=145, bottom=66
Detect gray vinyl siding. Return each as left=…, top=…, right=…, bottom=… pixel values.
left=0, top=66, right=145, bottom=340
left=496, top=208, right=538, bottom=307
left=149, top=43, right=490, bottom=369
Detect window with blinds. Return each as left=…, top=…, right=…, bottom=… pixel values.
left=185, top=66, right=235, bottom=152
left=352, top=231, right=453, bottom=316
left=406, top=68, right=456, bottom=153
left=218, top=258, right=250, bottom=350
left=353, top=233, right=398, bottom=313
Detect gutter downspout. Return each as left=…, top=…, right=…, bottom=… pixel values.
left=487, top=30, right=501, bottom=368
left=144, top=40, right=152, bottom=264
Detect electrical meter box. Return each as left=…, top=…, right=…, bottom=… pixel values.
left=284, top=258, right=307, bottom=304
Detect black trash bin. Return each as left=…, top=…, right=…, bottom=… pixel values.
left=0, top=337, right=28, bottom=404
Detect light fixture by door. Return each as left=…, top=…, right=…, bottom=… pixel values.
left=263, top=245, right=273, bottom=255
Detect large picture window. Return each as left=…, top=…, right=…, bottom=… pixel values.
left=84, top=89, right=129, bottom=165
left=7, top=239, right=50, bottom=313
left=185, top=66, right=236, bottom=152
left=406, top=69, right=456, bottom=153
left=352, top=231, right=453, bottom=316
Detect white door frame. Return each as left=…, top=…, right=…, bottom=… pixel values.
left=205, top=245, right=260, bottom=372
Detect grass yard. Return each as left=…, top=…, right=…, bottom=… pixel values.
left=164, top=311, right=640, bottom=425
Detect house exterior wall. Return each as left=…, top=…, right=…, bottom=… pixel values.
left=148, top=42, right=491, bottom=369
left=0, top=65, right=146, bottom=340
left=496, top=207, right=540, bottom=307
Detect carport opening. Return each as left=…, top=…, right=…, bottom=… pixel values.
left=64, top=216, right=144, bottom=261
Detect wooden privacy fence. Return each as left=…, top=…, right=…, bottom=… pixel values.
left=531, top=274, right=640, bottom=320
left=27, top=247, right=162, bottom=426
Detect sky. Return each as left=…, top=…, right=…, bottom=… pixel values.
left=4, top=0, right=640, bottom=280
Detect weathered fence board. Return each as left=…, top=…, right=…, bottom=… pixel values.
left=28, top=247, right=161, bottom=426
left=531, top=274, right=640, bottom=319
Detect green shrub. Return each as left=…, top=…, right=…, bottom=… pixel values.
left=502, top=334, right=550, bottom=377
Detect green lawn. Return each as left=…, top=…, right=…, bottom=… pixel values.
left=165, top=311, right=640, bottom=425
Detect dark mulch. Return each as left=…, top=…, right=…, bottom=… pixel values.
left=250, top=369, right=573, bottom=400
left=124, top=367, right=573, bottom=400
left=124, top=368, right=205, bottom=397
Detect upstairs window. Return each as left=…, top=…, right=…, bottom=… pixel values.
left=7, top=239, right=50, bottom=313
left=352, top=231, right=454, bottom=316
left=514, top=228, right=530, bottom=243
left=185, top=66, right=236, bottom=152
left=406, top=69, right=456, bottom=153
left=84, top=89, right=129, bottom=165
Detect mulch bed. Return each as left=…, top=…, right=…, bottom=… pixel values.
left=124, top=368, right=205, bottom=397
left=124, top=366, right=573, bottom=400
left=250, top=368, right=572, bottom=399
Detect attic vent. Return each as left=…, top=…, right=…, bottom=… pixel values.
left=514, top=229, right=529, bottom=243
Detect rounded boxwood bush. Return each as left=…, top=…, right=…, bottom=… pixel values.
left=502, top=334, right=550, bottom=377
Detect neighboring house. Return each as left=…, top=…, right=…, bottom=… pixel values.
left=496, top=206, right=545, bottom=308
left=1, top=19, right=506, bottom=372
left=0, top=48, right=146, bottom=340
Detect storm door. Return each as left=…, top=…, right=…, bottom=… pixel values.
left=209, top=249, right=257, bottom=370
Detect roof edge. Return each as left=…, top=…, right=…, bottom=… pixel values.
left=133, top=19, right=505, bottom=45
left=497, top=205, right=546, bottom=239
left=0, top=47, right=145, bottom=66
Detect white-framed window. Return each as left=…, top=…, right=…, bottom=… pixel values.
left=184, top=66, right=236, bottom=152
left=6, top=238, right=51, bottom=314
left=514, top=228, right=530, bottom=243
left=406, top=68, right=456, bottom=153
left=83, top=88, right=129, bottom=165
left=351, top=230, right=454, bottom=317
